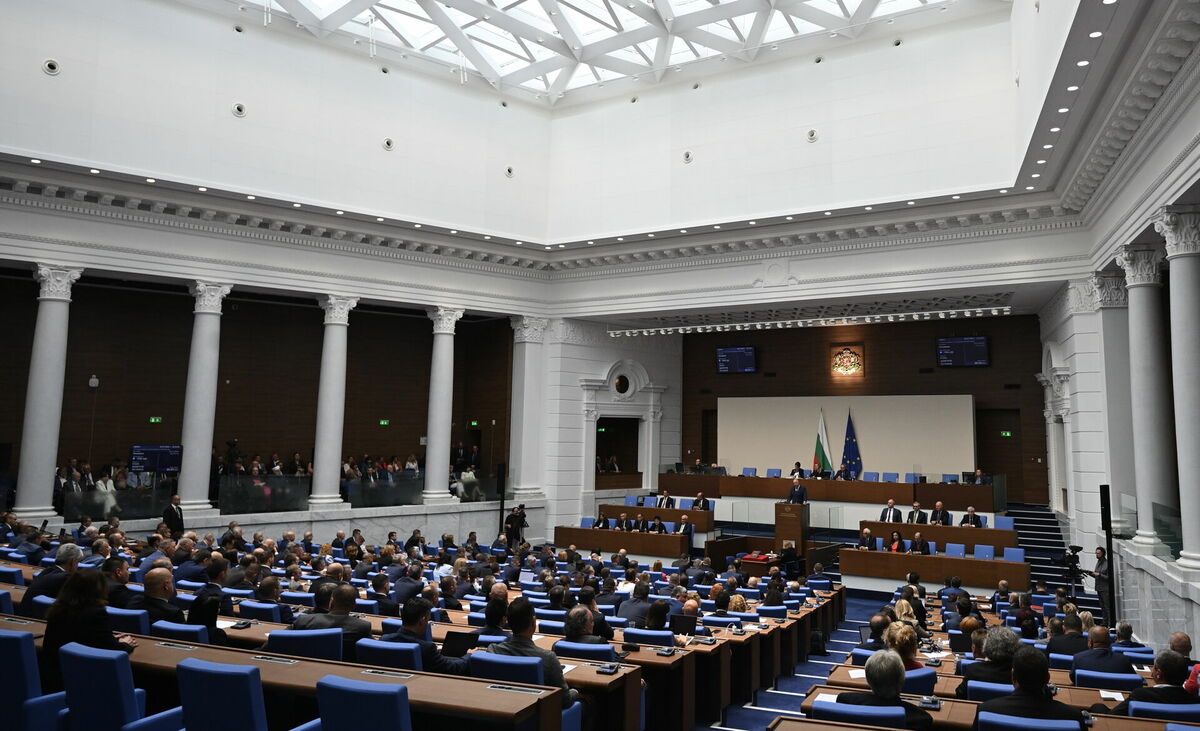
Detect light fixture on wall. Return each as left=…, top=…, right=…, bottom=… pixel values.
left=606, top=306, right=1015, bottom=337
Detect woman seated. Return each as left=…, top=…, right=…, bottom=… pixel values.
left=645, top=599, right=687, bottom=647
left=42, top=568, right=138, bottom=691
left=894, top=599, right=931, bottom=638
left=885, top=621, right=925, bottom=671
left=887, top=530, right=904, bottom=553
left=728, top=594, right=750, bottom=614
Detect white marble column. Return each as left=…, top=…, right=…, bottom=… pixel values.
left=509, top=316, right=548, bottom=498
left=1116, top=244, right=1178, bottom=550
left=1037, top=373, right=1065, bottom=513
left=14, top=265, right=82, bottom=519
left=178, top=281, right=232, bottom=511
left=423, top=306, right=463, bottom=504
left=310, top=295, right=357, bottom=506
left=1158, top=207, right=1200, bottom=569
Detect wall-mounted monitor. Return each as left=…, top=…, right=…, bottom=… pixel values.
left=936, top=336, right=990, bottom=367
left=716, top=346, right=757, bottom=373
left=129, top=445, right=183, bottom=473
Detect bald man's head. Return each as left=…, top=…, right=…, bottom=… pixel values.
left=1088, top=625, right=1111, bottom=648
left=489, top=582, right=509, bottom=600
left=1171, top=632, right=1193, bottom=657
left=144, top=567, right=174, bottom=599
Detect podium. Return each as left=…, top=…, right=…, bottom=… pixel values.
left=775, top=502, right=809, bottom=554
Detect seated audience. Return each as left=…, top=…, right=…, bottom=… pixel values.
left=1096, top=650, right=1199, bottom=714
left=253, top=576, right=296, bottom=623
left=564, top=604, right=605, bottom=644
left=856, top=528, right=875, bottom=550
left=473, top=597, right=511, bottom=638
left=290, top=584, right=372, bottom=661
left=1113, top=622, right=1146, bottom=649
left=975, top=645, right=1083, bottom=724
left=487, top=597, right=580, bottom=707
left=834, top=650, right=933, bottom=730
left=382, top=597, right=469, bottom=674
left=41, top=569, right=137, bottom=691
left=1070, top=625, right=1134, bottom=681
left=617, top=582, right=652, bottom=628
left=1044, top=613, right=1089, bottom=657
left=127, top=567, right=185, bottom=625
left=956, top=626, right=1020, bottom=698
left=858, top=613, right=890, bottom=651
left=885, top=622, right=924, bottom=671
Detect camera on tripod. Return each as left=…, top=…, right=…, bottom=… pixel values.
left=1051, top=545, right=1084, bottom=568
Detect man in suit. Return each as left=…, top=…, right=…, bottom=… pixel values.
left=128, top=567, right=186, bottom=625
left=617, top=582, right=652, bottom=627
left=832, top=462, right=852, bottom=481
left=252, top=576, right=295, bottom=624
left=564, top=605, right=606, bottom=644
left=972, top=468, right=992, bottom=485
left=173, top=548, right=211, bottom=584
left=959, top=506, right=983, bottom=528
left=671, top=554, right=691, bottom=569
left=1045, top=613, right=1089, bottom=656
left=834, top=649, right=933, bottom=730
left=195, top=555, right=235, bottom=616
left=1113, top=622, right=1146, bottom=649
left=654, top=491, right=675, bottom=509
left=1070, top=625, right=1135, bottom=681
left=292, top=584, right=372, bottom=661
left=487, top=598, right=580, bottom=708
left=389, top=563, right=423, bottom=606
left=906, top=502, right=928, bottom=524
left=382, top=597, right=469, bottom=674
left=693, top=493, right=711, bottom=510
left=856, top=528, right=875, bottom=550
left=1090, top=547, right=1112, bottom=624
left=632, top=514, right=650, bottom=533
left=938, top=577, right=965, bottom=602
left=955, top=626, right=1020, bottom=697
left=907, top=531, right=931, bottom=556
left=18, top=543, right=81, bottom=614
left=1097, top=650, right=1200, bottom=715
left=787, top=479, right=808, bottom=504
left=102, top=557, right=134, bottom=609
left=615, top=513, right=634, bottom=532
left=161, top=494, right=184, bottom=539
left=675, top=515, right=693, bottom=535
left=928, top=501, right=952, bottom=526
left=976, top=646, right=1084, bottom=724
left=648, top=517, right=668, bottom=534
left=807, top=563, right=833, bottom=584
left=879, top=499, right=902, bottom=523
left=857, top=614, right=890, bottom=651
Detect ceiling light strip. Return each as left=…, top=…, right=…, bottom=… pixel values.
left=606, top=306, right=1014, bottom=337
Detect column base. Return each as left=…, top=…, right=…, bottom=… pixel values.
left=423, top=492, right=458, bottom=505
left=1129, top=531, right=1172, bottom=558
left=13, top=506, right=59, bottom=523
left=308, top=495, right=349, bottom=507
left=1176, top=551, right=1200, bottom=572
left=511, top=485, right=546, bottom=499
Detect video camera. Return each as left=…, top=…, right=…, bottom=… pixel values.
left=1051, top=545, right=1084, bottom=568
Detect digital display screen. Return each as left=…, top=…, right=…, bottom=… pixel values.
left=130, top=445, right=183, bottom=473
left=717, top=346, right=756, bottom=373
left=937, top=336, right=990, bottom=367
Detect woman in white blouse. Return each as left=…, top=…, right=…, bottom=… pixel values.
left=95, top=471, right=119, bottom=518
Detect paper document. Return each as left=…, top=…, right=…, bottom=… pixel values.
left=848, top=669, right=867, bottom=679
left=814, top=693, right=841, bottom=704
left=216, top=620, right=237, bottom=629
left=1099, top=691, right=1124, bottom=701
left=531, top=635, right=544, bottom=640
left=560, top=664, right=577, bottom=674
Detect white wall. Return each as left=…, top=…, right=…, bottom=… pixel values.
left=1010, top=0, right=1080, bottom=162
left=716, top=394, right=975, bottom=478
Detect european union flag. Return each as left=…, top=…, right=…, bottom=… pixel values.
left=842, top=410, right=863, bottom=479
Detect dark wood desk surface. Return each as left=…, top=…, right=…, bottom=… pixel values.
left=598, top=504, right=715, bottom=533
left=553, top=526, right=689, bottom=557
left=857, top=521, right=1019, bottom=553
left=595, top=473, right=644, bottom=490
left=838, top=549, right=1030, bottom=591
left=771, top=705, right=1191, bottom=731
left=658, top=475, right=1002, bottom=512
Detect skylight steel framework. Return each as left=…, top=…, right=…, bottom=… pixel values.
left=237, top=0, right=960, bottom=101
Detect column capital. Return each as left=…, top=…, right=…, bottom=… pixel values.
left=34, top=264, right=83, bottom=302
left=1155, top=205, right=1200, bottom=259
left=510, top=315, right=549, bottom=344
left=189, top=281, right=233, bottom=314
left=1116, top=244, right=1165, bottom=287
left=319, top=295, right=358, bottom=325
left=1091, top=271, right=1128, bottom=308
left=428, top=306, right=464, bottom=335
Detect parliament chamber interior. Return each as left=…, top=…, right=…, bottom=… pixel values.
left=4, top=0, right=1200, bottom=729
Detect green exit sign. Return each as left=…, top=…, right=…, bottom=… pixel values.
left=470, top=420, right=479, bottom=427
left=597, top=427, right=606, bottom=432
left=379, top=419, right=390, bottom=426
left=1000, top=430, right=1012, bottom=437
left=148, top=416, right=162, bottom=424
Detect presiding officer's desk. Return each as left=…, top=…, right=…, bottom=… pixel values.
left=837, top=548, right=1029, bottom=593
left=857, top=521, right=1019, bottom=553
left=659, top=474, right=1004, bottom=512
left=553, top=525, right=689, bottom=558
left=598, top=504, right=715, bottom=533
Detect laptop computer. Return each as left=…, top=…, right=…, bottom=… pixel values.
left=948, top=630, right=973, bottom=653
left=669, top=614, right=698, bottom=635
left=519, top=570, right=536, bottom=584
left=440, top=630, right=478, bottom=658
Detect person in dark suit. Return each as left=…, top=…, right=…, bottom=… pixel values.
left=832, top=462, right=852, bottom=481
left=907, top=532, right=931, bottom=556
left=18, top=543, right=82, bottom=615
left=787, top=479, right=808, bottom=504
left=857, top=614, right=890, bottom=651
left=632, top=514, right=650, bottom=532
left=615, top=513, right=634, bottom=532
left=1094, top=650, right=1199, bottom=715
left=856, top=528, right=876, bottom=550
left=693, top=493, right=711, bottom=510
left=382, top=597, right=469, bottom=675
left=363, top=575, right=399, bottom=617
left=807, top=563, right=833, bottom=584
left=253, top=576, right=296, bottom=624
left=975, top=645, right=1084, bottom=726
left=41, top=569, right=138, bottom=692
left=654, top=491, right=675, bottom=509
left=955, top=626, right=1020, bottom=697
left=1044, top=613, right=1089, bottom=657
left=564, top=605, right=606, bottom=644
left=879, top=499, right=902, bottom=523
left=972, top=468, right=992, bottom=485
left=617, top=582, right=652, bottom=627
left=675, top=515, right=694, bottom=535
left=161, top=494, right=184, bottom=539
left=194, top=554, right=234, bottom=616
left=1070, top=625, right=1135, bottom=681
left=592, top=510, right=609, bottom=529
left=959, top=506, right=983, bottom=528
left=291, top=584, right=372, bottom=661
left=928, top=501, right=952, bottom=526
left=472, top=597, right=511, bottom=639
left=835, top=649, right=933, bottom=730
left=127, top=567, right=185, bottom=625
left=938, top=577, right=964, bottom=603
left=1113, top=622, right=1146, bottom=649
left=102, top=556, right=134, bottom=608
left=906, top=502, right=928, bottom=524
left=648, top=517, right=668, bottom=534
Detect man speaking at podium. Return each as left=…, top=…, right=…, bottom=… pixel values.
left=787, top=479, right=808, bottom=504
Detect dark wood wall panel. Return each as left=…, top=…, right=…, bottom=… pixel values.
left=680, top=315, right=1048, bottom=504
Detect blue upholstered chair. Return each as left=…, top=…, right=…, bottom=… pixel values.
left=850, top=648, right=875, bottom=666
left=1002, top=547, right=1025, bottom=563
left=0, top=630, right=66, bottom=731
left=993, top=516, right=1015, bottom=530
left=978, top=713, right=1081, bottom=730
left=466, top=655, right=581, bottom=731
left=741, top=467, right=757, bottom=477
left=735, top=587, right=761, bottom=601
left=623, top=629, right=675, bottom=647
left=974, top=545, right=995, bottom=560
left=810, top=700, right=905, bottom=729
left=290, top=675, right=413, bottom=731
left=808, top=579, right=833, bottom=592
left=535, top=608, right=567, bottom=621
left=281, top=591, right=316, bottom=607
left=27, top=594, right=54, bottom=619
left=1047, top=653, right=1075, bottom=670
left=624, top=495, right=638, bottom=506
left=902, top=667, right=937, bottom=694
left=264, top=628, right=343, bottom=661
left=538, top=620, right=565, bottom=635
left=0, top=566, right=25, bottom=585
left=702, top=616, right=741, bottom=629
left=1074, top=670, right=1144, bottom=690
left=882, top=472, right=899, bottom=483
left=553, top=640, right=617, bottom=661
left=756, top=605, right=787, bottom=619
left=355, top=639, right=422, bottom=671
left=58, top=643, right=149, bottom=731
left=903, top=473, right=919, bottom=483
left=580, top=517, right=595, bottom=528
left=941, top=474, right=959, bottom=484
left=151, top=620, right=209, bottom=644
left=475, top=634, right=507, bottom=647
left=966, top=681, right=1014, bottom=701
left=239, top=601, right=282, bottom=623
left=105, top=607, right=150, bottom=635
left=128, top=658, right=269, bottom=731
left=862, top=472, right=879, bottom=482
left=944, top=543, right=966, bottom=558
left=766, top=468, right=782, bottom=478
left=355, top=599, right=380, bottom=614
left=1128, top=702, right=1200, bottom=721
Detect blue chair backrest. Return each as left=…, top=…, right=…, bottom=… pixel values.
left=177, top=657, right=267, bottom=731
left=105, top=607, right=150, bottom=635
left=664, top=522, right=676, bottom=533
left=177, top=580, right=206, bottom=591
left=596, top=604, right=616, bottom=616
left=977, top=712, right=1080, bottom=730
left=679, top=498, right=694, bottom=510
left=0, top=567, right=24, bottom=585
left=941, top=474, right=959, bottom=484
left=476, top=634, right=508, bottom=647
left=974, top=545, right=995, bottom=561
left=469, top=652, right=544, bottom=684
left=741, top=467, right=757, bottom=477
left=580, top=517, right=595, bottom=529
left=945, top=543, right=966, bottom=558
left=535, top=608, right=567, bottom=621
left=1129, top=702, right=1200, bottom=721
left=315, top=674, right=412, bottom=731
left=979, top=515, right=988, bottom=528
left=553, top=641, right=617, bottom=661
left=863, top=472, right=879, bottom=482
left=766, top=468, right=782, bottom=478
left=281, top=591, right=317, bottom=607
left=1046, top=653, right=1074, bottom=670
left=1075, top=670, right=1144, bottom=690
left=850, top=648, right=875, bottom=666
left=0, top=629, right=42, bottom=703
left=623, top=629, right=675, bottom=647
left=355, top=639, right=423, bottom=671
left=222, top=588, right=255, bottom=599
left=701, top=616, right=741, bottom=628
left=266, top=628, right=343, bottom=661
left=875, top=537, right=884, bottom=550
left=902, top=666, right=937, bottom=694
left=28, top=595, right=55, bottom=619
left=152, top=620, right=209, bottom=644
left=966, top=680, right=1014, bottom=701
left=1002, top=547, right=1025, bottom=563
left=994, top=516, right=1015, bottom=530
left=808, top=579, right=832, bottom=591
left=757, top=605, right=787, bottom=618
left=1125, top=652, right=1156, bottom=665
left=903, top=473, right=918, bottom=483
left=810, top=699, right=905, bottom=729
left=736, top=587, right=761, bottom=600
left=239, top=601, right=282, bottom=623
left=882, top=472, right=899, bottom=483
left=355, top=599, right=380, bottom=614
left=607, top=616, right=628, bottom=628
left=59, top=642, right=143, bottom=731
left=467, top=612, right=486, bottom=626
left=538, top=620, right=565, bottom=635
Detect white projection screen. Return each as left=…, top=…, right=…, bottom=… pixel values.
left=717, top=395, right=976, bottom=478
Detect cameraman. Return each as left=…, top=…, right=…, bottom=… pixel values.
left=1090, top=547, right=1112, bottom=624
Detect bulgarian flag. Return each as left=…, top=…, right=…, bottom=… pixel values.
left=812, top=409, right=834, bottom=474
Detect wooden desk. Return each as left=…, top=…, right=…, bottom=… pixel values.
left=0, top=558, right=38, bottom=582
left=838, top=549, right=1030, bottom=592
left=771, top=708, right=1188, bottom=731
left=598, top=505, right=714, bottom=533
left=596, top=473, right=644, bottom=490
left=553, top=526, right=688, bottom=558
left=658, top=475, right=1006, bottom=512
left=858, top=521, right=1019, bottom=554
left=800, top=684, right=978, bottom=730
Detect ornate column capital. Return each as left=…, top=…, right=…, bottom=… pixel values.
left=319, top=295, right=358, bottom=325
left=34, top=264, right=83, bottom=302
left=1116, top=244, right=1165, bottom=287
left=190, top=281, right=233, bottom=314
left=1156, top=205, right=1200, bottom=259
left=510, top=316, right=549, bottom=344
left=428, top=306, right=464, bottom=335
left=1091, top=271, right=1128, bottom=308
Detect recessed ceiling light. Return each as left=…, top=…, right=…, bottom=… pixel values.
left=713, top=225, right=721, bottom=229
left=679, top=229, right=687, bottom=233
left=1077, top=60, right=1090, bottom=67
left=823, top=211, right=831, bottom=215
left=146, top=178, right=156, bottom=183
left=336, top=210, right=344, bottom=215
left=1102, top=0, right=1116, bottom=4
left=1037, top=159, right=1047, bottom=164
left=617, top=237, right=624, bottom=241
left=558, top=244, right=565, bottom=248
left=89, top=169, right=100, bottom=174
left=1067, top=85, right=1079, bottom=91
left=484, top=235, right=491, bottom=240
left=1025, top=186, right=1035, bottom=190
left=1050, top=127, right=1061, bottom=132
left=413, top=223, right=421, bottom=228
left=1043, top=144, right=1054, bottom=149
left=999, top=189, right=1008, bottom=193
left=544, top=246, right=551, bottom=250
left=864, top=206, right=873, bottom=210
left=450, top=230, right=458, bottom=234
left=515, top=240, right=523, bottom=245
left=292, top=202, right=301, bottom=207
left=952, top=195, right=961, bottom=200
left=29, top=159, right=41, bottom=164
left=587, top=240, right=594, bottom=245
left=247, top=195, right=256, bottom=200
left=1057, top=108, right=1069, bottom=113
left=197, top=186, right=207, bottom=192
left=748, top=221, right=756, bottom=225
left=1031, top=173, right=1041, bottom=178
left=786, top=216, right=794, bottom=220
left=376, top=217, right=384, bottom=221
left=648, top=233, right=655, bottom=237
left=906, top=201, right=915, bottom=205
left=1089, top=31, right=1103, bottom=38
